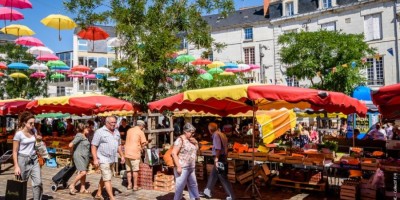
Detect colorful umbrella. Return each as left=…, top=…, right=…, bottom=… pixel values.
left=93, top=67, right=110, bottom=74
left=0, top=0, right=32, bottom=9
left=68, top=72, right=85, bottom=78
left=207, top=61, right=225, bottom=68
left=41, top=14, right=77, bottom=41
left=107, top=76, right=119, bottom=81
left=50, top=73, right=65, bottom=79
left=176, top=54, right=195, bottom=64
left=238, top=64, right=251, bottom=72
left=372, top=83, right=400, bottom=119
left=0, top=72, right=4, bottom=76
left=199, top=73, right=213, bottom=80
left=207, top=67, right=223, bottom=75
left=46, top=60, right=67, bottom=67
left=0, top=24, right=34, bottom=36
left=219, top=71, right=235, bottom=76
left=196, top=68, right=207, bottom=74
left=0, top=98, right=31, bottom=116
left=9, top=72, right=27, bottom=79
left=222, top=62, right=238, bottom=69
left=192, top=58, right=212, bottom=66
left=29, top=63, right=48, bottom=71
left=225, top=68, right=243, bottom=73
left=26, top=94, right=134, bottom=115
left=71, top=65, right=90, bottom=72
left=36, top=54, right=59, bottom=61
left=84, top=74, right=96, bottom=79
left=0, top=7, right=23, bottom=28
left=249, top=64, right=260, bottom=70
left=52, top=69, right=70, bottom=73
left=0, top=62, right=7, bottom=69
left=77, top=26, right=109, bottom=50
left=15, top=36, right=44, bottom=46
left=30, top=72, right=46, bottom=79
left=107, top=37, right=121, bottom=47
left=27, top=46, right=53, bottom=56
left=8, top=62, right=28, bottom=70
left=115, top=67, right=127, bottom=73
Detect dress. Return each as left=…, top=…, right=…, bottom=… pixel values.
left=72, top=133, right=91, bottom=171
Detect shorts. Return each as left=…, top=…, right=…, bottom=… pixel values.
left=100, top=163, right=113, bottom=181
left=125, top=158, right=140, bottom=172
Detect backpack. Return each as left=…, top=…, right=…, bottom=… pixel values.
left=163, top=136, right=184, bottom=167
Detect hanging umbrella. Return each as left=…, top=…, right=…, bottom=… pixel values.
left=0, top=62, right=7, bottom=69
left=196, top=68, right=207, bottom=74
left=176, top=54, right=195, bottom=64
left=222, top=62, right=238, bottom=69
left=85, top=74, right=97, bottom=79
left=15, top=36, right=44, bottom=46
left=0, top=72, right=4, bottom=77
left=96, top=74, right=104, bottom=79
left=107, top=76, right=119, bottom=81
left=77, top=26, right=109, bottom=51
left=192, top=58, right=212, bottom=66
left=207, top=67, right=223, bottom=75
left=71, top=65, right=90, bottom=72
left=249, top=64, right=260, bottom=70
left=41, top=14, right=77, bottom=41
left=68, top=72, right=85, bottom=78
left=93, top=67, right=110, bottom=74
left=29, top=63, right=48, bottom=71
left=30, top=72, right=46, bottom=79
left=9, top=72, right=27, bottom=79
left=219, top=71, right=235, bottom=76
left=52, top=69, right=70, bottom=73
left=27, top=46, right=53, bottom=56
left=50, top=73, right=65, bottom=79
left=46, top=60, right=67, bottom=67
left=115, top=67, right=127, bottom=73
left=0, top=98, right=31, bottom=116
left=0, top=7, right=23, bottom=28
left=36, top=54, right=59, bottom=61
left=0, top=0, right=32, bottom=9
left=26, top=94, right=134, bottom=115
left=225, top=68, right=242, bottom=73
left=1, top=24, right=34, bottom=36
left=372, top=83, right=400, bottom=119
left=238, top=64, right=251, bottom=71
left=207, top=61, right=225, bottom=68
left=8, top=62, right=28, bottom=70
left=199, top=73, right=213, bottom=80
left=107, top=37, right=121, bottom=47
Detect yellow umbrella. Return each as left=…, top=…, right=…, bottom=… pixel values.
left=1, top=24, right=35, bottom=36
left=9, top=72, right=28, bottom=79
left=41, top=14, right=77, bottom=41
left=207, top=61, right=225, bottom=68
left=219, top=71, right=235, bottom=76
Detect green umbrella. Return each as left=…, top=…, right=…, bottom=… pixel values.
left=51, top=73, right=65, bottom=79
left=36, top=113, right=70, bottom=119
left=176, top=54, right=195, bottom=64
left=46, top=60, right=68, bottom=67
left=199, top=72, right=213, bottom=80
left=207, top=67, right=223, bottom=75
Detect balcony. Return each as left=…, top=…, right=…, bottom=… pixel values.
left=367, top=79, right=384, bottom=86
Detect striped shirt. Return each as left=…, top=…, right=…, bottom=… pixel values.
left=91, top=126, right=121, bottom=164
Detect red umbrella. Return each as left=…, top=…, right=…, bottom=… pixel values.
left=0, top=62, right=7, bottom=69
left=0, top=99, right=31, bottom=116
left=77, top=26, right=109, bottom=51
left=84, top=74, right=96, bottom=79
left=0, top=7, right=23, bottom=27
left=372, top=83, right=400, bottom=119
left=15, top=36, right=44, bottom=46
left=68, top=72, right=85, bottom=78
left=192, top=58, right=212, bottom=66
left=26, top=94, right=134, bottom=115
left=0, top=0, right=32, bottom=9
left=0, top=72, right=4, bottom=76
left=36, top=54, right=59, bottom=61
left=71, top=65, right=90, bottom=72
left=30, top=72, right=46, bottom=79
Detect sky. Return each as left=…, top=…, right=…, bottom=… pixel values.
left=14, top=0, right=263, bottom=53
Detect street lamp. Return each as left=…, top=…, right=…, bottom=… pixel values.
left=259, top=44, right=269, bottom=83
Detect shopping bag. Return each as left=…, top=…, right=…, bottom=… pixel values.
left=144, top=148, right=160, bottom=166
left=5, top=176, right=27, bottom=200
left=35, top=141, right=50, bottom=159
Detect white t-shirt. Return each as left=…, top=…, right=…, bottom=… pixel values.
left=386, top=126, right=393, bottom=140
left=13, top=130, right=36, bottom=155
left=367, top=129, right=387, bottom=141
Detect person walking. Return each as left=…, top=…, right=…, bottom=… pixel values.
left=12, top=111, right=43, bottom=200
left=118, top=118, right=131, bottom=143
left=92, top=116, right=125, bottom=200
left=201, top=122, right=235, bottom=200
left=68, top=123, right=91, bottom=195
left=171, top=123, right=200, bottom=200
left=124, top=120, right=148, bottom=191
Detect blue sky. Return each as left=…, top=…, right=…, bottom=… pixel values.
left=16, top=0, right=262, bottom=53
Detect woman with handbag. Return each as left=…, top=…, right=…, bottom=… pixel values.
left=12, top=111, right=43, bottom=200
left=68, top=123, right=91, bottom=195
left=171, top=123, right=200, bottom=200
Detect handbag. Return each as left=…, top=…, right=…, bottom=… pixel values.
left=163, top=136, right=184, bottom=167
left=5, top=176, right=27, bottom=200
left=144, top=148, right=160, bottom=166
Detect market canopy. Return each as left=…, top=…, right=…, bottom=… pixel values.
left=148, top=84, right=368, bottom=117
left=26, top=94, right=135, bottom=115
left=0, top=98, right=30, bottom=116
left=371, top=83, right=400, bottom=119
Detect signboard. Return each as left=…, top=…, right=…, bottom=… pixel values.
left=355, top=115, right=369, bottom=134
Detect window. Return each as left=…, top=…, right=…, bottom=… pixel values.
left=367, top=56, right=384, bottom=85
left=364, top=13, right=382, bottom=41
left=244, top=47, right=255, bottom=64
left=286, top=76, right=299, bottom=87
left=323, top=0, right=332, bottom=8
left=244, top=27, right=253, bottom=40
left=57, top=86, right=65, bottom=96
left=98, top=57, right=107, bottom=67
left=321, top=22, right=336, bottom=31
left=88, top=57, right=97, bottom=68
left=78, top=39, right=88, bottom=52
left=286, top=2, right=294, bottom=16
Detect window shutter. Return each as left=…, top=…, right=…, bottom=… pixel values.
left=372, top=14, right=381, bottom=40
left=364, top=15, right=373, bottom=41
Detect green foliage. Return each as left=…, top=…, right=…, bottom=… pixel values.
left=64, top=0, right=235, bottom=108
left=278, top=30, right=375, bottom=94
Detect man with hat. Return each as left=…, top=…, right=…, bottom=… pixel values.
left=124, top=120, right=148, bottom=191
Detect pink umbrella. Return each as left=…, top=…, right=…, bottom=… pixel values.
left=68, top=72, right=85, bottom=78
left=84, top=74, right=96, bottom=79
left=225, top=68, right=242, bottom=73
left=0, top=7, right=23, bottom=27
left=15, top=36, right=44, bottom=46
left=30, top=72, right=46, bottom=79
left=52, top=69, right=71, bottom=74
left=0, top=0, right=32, bottom=9
left=36, top=54, right=59, bottom=61
left=249, top=64, right=260, bottom=70
left=196, top=68, right=207, bottom=74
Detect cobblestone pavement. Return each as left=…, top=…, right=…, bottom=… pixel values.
left=0, top=163, right=330, bottom=200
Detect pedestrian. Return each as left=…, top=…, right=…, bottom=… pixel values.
left=201, top=122, right=235, bottom=200
left=118, top=118, right=131, bottom=143
left=124, top=120, right=148, bottom=191
left=68, top=123, right=91, bottom=195
left=171, top=123, right=200, bottom=200
left=87, top=120, right=95, bottom=143
left=12, top=111, right=43, bottom=200
left=367, top=123, right=387, bottom=140
left=91, top=116, right=125, bottom=200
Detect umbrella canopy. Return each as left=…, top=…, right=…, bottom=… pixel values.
left=107, top=37, right=121, bottom=47
left=26, top=94, right=134, bottom=115
left=238, top=64, right=251, bottom=71
left=1, top=24, right=34, bottom=36
left=77, top=26, right=109, bottom=41
left=222, top=62, right=238, bottom=69
left=84, top=74, right=97, bottom=79
left=0, top=7, right=24, bottom=22
left=41, top=14, right=77, bottom=41
left=207, top=67, right=223, bottom=75
left=115, top=67, right=127, bottom=73
left=46, top=60, right=67, bottom=67
left=219, top=71, right=235, bottom=76
left=9, top=72, right=28, bottom=79
left=0, top=62, right=7, bottom=69
left=52, top=69, right=70, bottom=73
left=207, top=61, right=225, bottom=68
left=0, top=72, right=4, bottom=76
left=30, top=72, right=46, bottom=79
left=8, top=62, right=28, bottom=70
left=192, top=58, right=212, bottom=66
left=107, top=76, right=119, bottom=81
left=249, top=64, right=260, bottom=70
left=0, top=98, right=30, bottom=116
left=176, top=54, right=195, bottom=64
left=68, top=72, right=85, bottom=78
left=199, top=73, right=213, bottom=80
left=371, top=83, right=400, bottom=119
left=0, top=0, right=32, bottom=9
left=27, top=46, right=53, bottom=56
left=29, top=63, right=48, bottom=71
left=50, top=73, right=65, bottom=79
left=93, top=67, right=110, bottom=74
left=71, top=65, right=90, bottom=72
left=36, top=54, right=59, bottom=61
left=148, top=84, right=368, bottom=117
left=15, top=36, right=44, bottom=47
left=35, top=113, right=70, bottom=119
left=225, top=68, right=244, bottom=73
left=196, top=68, right=207, bottom=74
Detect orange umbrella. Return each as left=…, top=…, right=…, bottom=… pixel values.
left=192, top=58, right=212, bottom=66
left=77, top=26, right=109, bottom=51
left=0, top=62, right=7, bottom=69
left=71, top=65, right=90, bottom=72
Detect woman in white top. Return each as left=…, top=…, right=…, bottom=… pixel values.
left=13, top=111, right=43, bottom=200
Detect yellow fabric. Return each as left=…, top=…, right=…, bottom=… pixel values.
left=183, top=84, right=260, bottom=101
left=219, top=72, right=234, bottom=76
left=37, top=94, right=105, bottom=106
left=207, top=61, right=225, bottom=68
left=257, top=145, right=270, bottom=153
left=9, top=73, right=28, bottom=79
left=256, top=99, right=311, bottom=110
left=1, top=24, right=35, bottom=36
left=0, top=98, right=28, bottom=103
left=41, top=14, right=77, bottom=30
left=257, top=109, right=296, bottom=145
left=297, top=112, right=347, bottom=118
left=98, top=110, right=134, bottom=116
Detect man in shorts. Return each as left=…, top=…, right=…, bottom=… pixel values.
left=124, top=120, right=148, bottom=191
left=92, top=116, right=125, bottom=200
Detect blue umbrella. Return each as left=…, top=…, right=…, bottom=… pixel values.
left=96, top=74, right=104, bottom=79
left=8, top=62, right=29, bottom=70
left=50, top=66, right=70, bottom=70
left=221, top=62, right=238, bottom=69
left=115, top=67, right=127, bottom=73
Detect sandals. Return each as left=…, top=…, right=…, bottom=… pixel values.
left=93, top=195, right=104, bottom=200
left=133, top=187, right=142, bottom=191
left=79, top=189, right=91, bottom=194
left=69, top=188, right=78, bottom=195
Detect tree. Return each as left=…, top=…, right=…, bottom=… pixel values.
left=64, top=0, right=235, bottom=107
left=278, top=30, right=375, bottom=94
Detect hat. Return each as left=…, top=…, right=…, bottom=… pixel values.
left=136, top=120, right=145, bottom=126
left=183, top=123, right=196, bottom=133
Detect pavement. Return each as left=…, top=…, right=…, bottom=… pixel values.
left=0, top=163, right=330, bottom=200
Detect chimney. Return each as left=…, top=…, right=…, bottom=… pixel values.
left=264, top=0, right=270, bottom=16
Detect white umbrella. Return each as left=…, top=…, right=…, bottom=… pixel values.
left=29, top=63, right=48, bottom=71
left=107, top=76, right=119, bottom=81
left=238, top=64, right=251, bottom=71
left=27, top=46, right=54, bottom=56
left=93, top=67, right=111, bottom=74
left=107, top=37, right=122, bottom=47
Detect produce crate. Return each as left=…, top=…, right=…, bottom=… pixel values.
left=303, top=158, right=324, bottom=166
left=284, top=156, right=304, bottom=164
left=227, top=160, right=245, bottom=183
left=271, top=177, right=325, bottom=192
left=153, top=173, right=175, bottom=191
left=238, top=152, right=268, bottom=161
left=228, top=152, right=239, bottom=159
left=268, top=154, right=285, bottom=162
left=361, top=158, right=378, bottom=171
left=340, top=180, right=359, bottom=200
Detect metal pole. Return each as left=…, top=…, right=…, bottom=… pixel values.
left=393, top=0, right=400, bottom=83
left=259, top=44, right=264, bottom=83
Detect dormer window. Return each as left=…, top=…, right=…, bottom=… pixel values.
left=320, top=0, right=336, bottom=9
left=286, top=2, right=294, bottom=16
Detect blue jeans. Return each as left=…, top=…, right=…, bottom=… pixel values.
left=203, top=164, right=235, bottom=200
left=174, top=167, right=199, bottom=200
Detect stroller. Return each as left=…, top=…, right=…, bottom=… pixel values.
left=0, top=150, right=13, bottom=172
left=51, top=163, right=76, bottom=192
